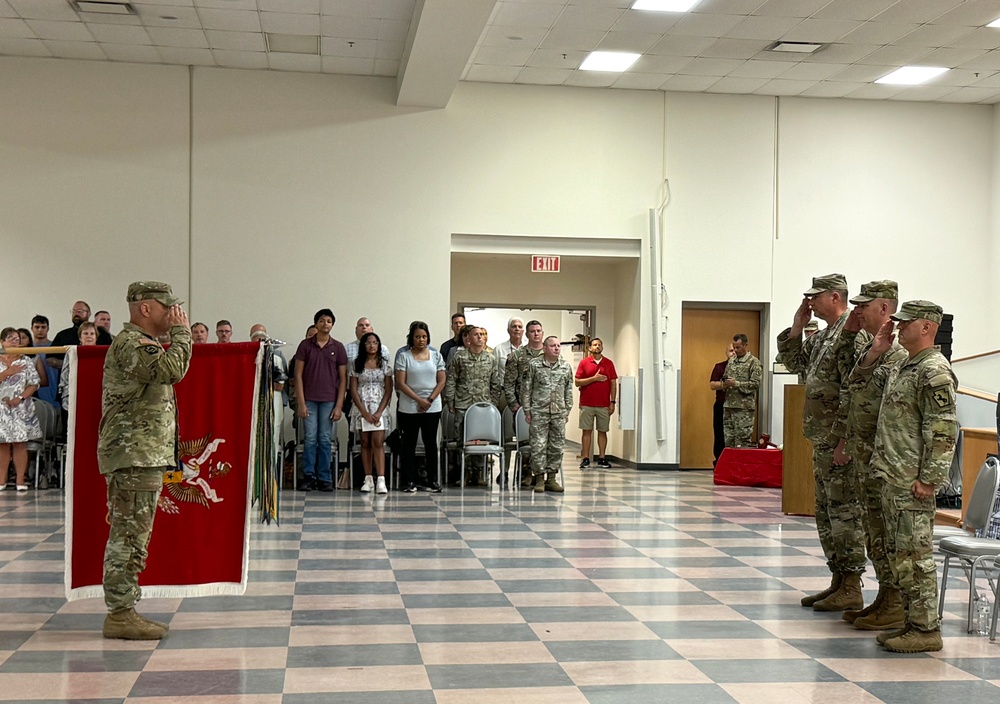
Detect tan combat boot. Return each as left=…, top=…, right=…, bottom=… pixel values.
left=813, top=572, right=863, bottom=612
left=843, top=584, right=885, bottom=623
left=877, top=624, right=910, bottom=646
left=534, top=475, right=545, bottom=493
left=883, top=628, right=942, bottom=653
left=801, top=572, right=842, bottom=607
left=544, top=473, right=564, bottom=493
left=853, top=587, right=905, bottom=630
left=103, top=608, right=168, bottom=640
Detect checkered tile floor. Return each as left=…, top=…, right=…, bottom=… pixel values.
left=2, top=459, right=999, bottom=703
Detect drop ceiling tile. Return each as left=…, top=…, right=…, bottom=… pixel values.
left=778, top=61, right=848, bottom=80
left=752, top=0, right=831, bottom=19
left=527, top=48, right=585, bottom=68
left=660, top=73, right=721, bottom=91
left=729, top=58, right=796, bottom=77
left=976, top=92, right=1000, bottom=102
left=195, top=0, right=256, bottom=9
left=971, top=71, right=1000, bottom=86
left=610, top=71, right=670, bottom=89
left=595, top=30, right=663, bottom=52
left=700, top=37, right=770, bottom=59
left=839, top=21, right=919, bottom=45
left=0, top=1, right=15, bottom=19
left=896, top=23, right=976, bottom=47
left=24, top=20, right=92, bottom=41
left=260, top=12, right=321, bottom=34
left=780, top=18, right=864, bottom=43
left=373, top=58, right=398, bottom=75
left=131, top=0, right=194, bottom=4
left=563, top=70, right=619, bottom=88
left=42, top=39, right=106, bottom=60
left=960, top=49, right=1000, bottom=69
left=375, top=39, right=402, bottom=59
left=670, top=12, right=743, bottom=37
left=856, top=44, right=932, bottom=65
left=798, top=80, right=866, bottom=97
left=611, top=9, right=681, bottom=34
left=754, top=78, right=817, bottom=95
left=205, top=30, right=264, bottom=51
left=933, top=86, right=998, bottom=101
left=539, top=29, right=606, bottom=51
left=88, top=23, right=153, bottom=44
left=79, top=11, right=141, bottom=26
left=473, top=45, right=534, bottom=66
left=697, top=0, right=766, bottom=14
left=147, top=26, right=209, bottom=48
left=950, top=26, right=1000, bottom=49
left=555, top=5, right=626, bottom=32
left=515, top=66, right=572, bottom=85
left=213, top=49, right=268, bottom=68
left=800, top=42, right=878, bottom=62
left=927, top=0, right=1000, bottom=27
left=873, top=0, right=963, bottom=24
left=380, top=0, right=417, bottom=21
left=678, top=57, right=744, bottom=75
left=492, top=2, right=566, bottom=29
left=8, top=0, right=76, bottom=22
left=322, top=36, right=376, bottom=57
left=812, top=0, right=898, bottom=21
left=920, top=47, right=989, bottom=67
left=321, top=54, right=372, bottom=74
left=632, top=53, right=690, bottom=72
left=0, top=36, right=51, bottom=55
left=271, top=52, right=322, bottom=72
left=886, top=84, right=961, bottom=100
left=480, top=24, right=548, bottom=47
left=0, top=17, right=31, bottom=38
left=259, top=0, right=319, bottom=13
left=140, top=7, right=203, bottom=29
left=197, top=8, right=261, bottom=32
left=158, top=46, right=215, bottom=65
left=101, top=42, right=160, bottom=61
left=322, top=0, right=375, bottom=18
left=648, top=33, right=716, bottom=56
left=829, top=63, right=895, bottom=82
left=378, top=18, right=409, bottom=41
left=725, top=15, right=803, bottom=40
left=844, top=82, right=906, bottom=99
left=464, top=63, right=521, bottom=83
left=322, top=14, right=380, bottom=39
left=931, top=67, right=995, bottom=85
left=704, top=75, right=770, bottom=93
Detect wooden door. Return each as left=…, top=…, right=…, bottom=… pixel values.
left=680, top=307, right=761, bottom=469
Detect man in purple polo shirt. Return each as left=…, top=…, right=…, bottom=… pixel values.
left=293, top=308, right=348, bottom=492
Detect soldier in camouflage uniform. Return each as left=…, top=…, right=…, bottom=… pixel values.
left=837, top=281, right=909, bottom=631
left=722, top=333, right=762, bottom=448
left=776, top=273, right=866, bottom=612
left=503, top=321, right=546, bottom=487
left=98, top=282, right=191, bottom=640
left=523, top=336, right=573, bottom=493
left=858, top=301, right=957, bottom=653
left=444, top=326, right=501, bottom=485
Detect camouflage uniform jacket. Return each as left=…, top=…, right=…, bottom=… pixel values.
left=444, top=347, right=501, bottom=410
left=523, top=356, right=574, bottom=418
left=503, top=345, right=545, bottom=407
left=841, top=329, right=906, bottom=463
left=867, top=347, right=958, bottom=490
left=776, top=311, right=852, bottom=445
left=98, top=322, right=192, bottom=475
left=722, top=352, right=762, bottom=410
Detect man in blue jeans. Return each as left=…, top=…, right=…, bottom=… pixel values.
left=293, top=308, right=347, bottom=492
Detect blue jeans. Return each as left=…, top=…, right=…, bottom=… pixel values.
left=302, top=401, right=335, bottom=484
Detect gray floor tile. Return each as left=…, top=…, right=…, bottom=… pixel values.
left=861, top=680, right=1000, bottom=704
left=685, top=578, right=795, bottom=591
left=581, top=683, right=738, bottom=704
left=0, top=649, right=152, bottom=672
left=295, top=581, right=400, bottom=595
left=545, top=639, right=681, bottom=661
left=496, top=580, right=602, bottom=593
left=607, top=591, right=720, bottom=606
left=402, top=593, right=512, bottom=609
left=412, top=624, right=538, bottom=643
left=517, top=606, right=637, bottom=623
left=427, top=663, right=572, bottom=689
left=129, top=668, right=285, bottom=696
left=645, top=621, right=775, bottom=639
left=393, top=569, right=491, bottom=581
left=692, top=658, right=845, bottom=683
left=178, top=595, right=294, bottom=612
left=283, top=693, right=435, bottom=704
left=287, top=644, right=422, bottom=667
left=158, top=627, right=290, bottom=649
left=291, top=609, right=409, bottom=626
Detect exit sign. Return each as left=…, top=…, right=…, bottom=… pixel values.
left=531, top=255, right=560, bottom=273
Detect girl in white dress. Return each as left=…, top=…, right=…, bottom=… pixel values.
left=349, top=332, right=393, bottom=494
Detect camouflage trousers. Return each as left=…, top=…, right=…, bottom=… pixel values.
left=104, top=467, right=164, bottom=614
left=722, top=408, right=754, bottom=448
left=529, top=410, right=566, bottom=477
left=881, top=485, right=939, bottom=631
left=855, top=462, right=892, bottom=585
left=812, top=442, right=866, bottom=575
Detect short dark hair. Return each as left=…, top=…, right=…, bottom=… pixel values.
left=314, top=309, right=335, bottom=325
left=460, top=324, right=476, bottom=341
left=733, top=333, right=749, bottom=345
left=191, top=322, right=209, bottom=333
left=407, top=321, right=430, bottom=348
left=31, top=315, right=49, bottom=326
left=525, top=320, right=542, bottom=331
left=591, top=337, right=602, bottom=345
left=216, top=319, right=232, bottom=329
left=544, top=335, right=559, bottom=346
left=451, top=312, right=465, bottom=323
left=95, top=310, right=110, bottom=317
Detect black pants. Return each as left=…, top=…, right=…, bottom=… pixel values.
left=713, top=400, right=725, bottom=464
left=398, top=411, right=441, bottom=486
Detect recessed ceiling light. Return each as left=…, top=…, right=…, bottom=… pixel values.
left=580, top=51, right=641, bottom=72
left=875, top=66, right=949, bottom=85
left=631, top=0, right=700, bottom=11
left=769, top=41, right=824, bottom=54
left=988, top=17, right=1000, bottom=27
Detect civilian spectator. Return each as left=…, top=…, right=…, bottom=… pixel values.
left=59, top=322, right=99, bottom=410
left=215, top=320, right=233, bottom=343
left=190, top=322, right=210, bottom=344
left=94, top=310, right=113, bottom=339
left=349, top=332, right=393, bottom=494
left=439, top=313, right=465, bottom=362
left=49, top=301, right=112, bottom=367
left=494, top=317, right=525, bottom=378
left=31, top=315, right=60, bottom=407
left=0, top=327, right=42, bottom=493
left=287, top=325, right=319, bottom=415
left=31, top=315, right=50, bottom=346
left=395, top=321, right=445, bottom=493
left=17, top=329, right=49, bottom=393
left=575, top=338, right=618, bottom=469
left=293, top=309, right=347, bottom=492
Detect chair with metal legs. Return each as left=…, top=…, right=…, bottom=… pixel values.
left=459, top=403, right=503, bottom=491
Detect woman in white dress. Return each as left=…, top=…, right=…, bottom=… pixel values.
left=0, top=327, right=42, bottom=492
left=349, top=332, right=393, bottom=494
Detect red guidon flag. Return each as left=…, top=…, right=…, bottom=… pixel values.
left=66, top=342, right=263, bottom=600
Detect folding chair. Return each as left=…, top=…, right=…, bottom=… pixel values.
left=459, top=403, right=503, bottom=491
left=29, top=401, right=59, bottom=489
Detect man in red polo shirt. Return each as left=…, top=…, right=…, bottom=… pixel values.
left=575, top=338, right=617, bottom=469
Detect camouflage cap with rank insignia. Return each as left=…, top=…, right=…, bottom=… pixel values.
left=803, top=273, right=848, bottom=296
left=850, top=279, right=898, bottom=304
left=891, top=300, right=944, bottom=325
left=126, top=281, right=183, bottom=307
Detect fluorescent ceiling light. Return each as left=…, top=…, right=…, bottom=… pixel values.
left=631, top=0, right=700, bottom=11
left=875, top=66, right=949, bottom=85
left=988, top=17, right=1000, bottom=27
left=580, top=51, right=641, bottom=72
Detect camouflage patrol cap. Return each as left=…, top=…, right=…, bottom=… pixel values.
left=803, top=273, right=848, bottom=296
left=804, top=320, right=820, bottom=332
left=850, top=280, right=899, bottom=304
left=891, top=300, right=944, bottom=325
left=126, top=281, right=182, bottom=306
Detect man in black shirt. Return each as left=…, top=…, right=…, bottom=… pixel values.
left=48, top=300, right=113, bottom=367
left=439, top=312, right=466, bottom=362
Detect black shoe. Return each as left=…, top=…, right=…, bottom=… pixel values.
left=596, top=458, right=612, bottom=469
left=403, top=483, right=418, bottom=493
left=579, top=458, right=591, bottom=469
left=318, top=481, right=334, bottom=492
left=299, top=477, right=316, bottom=491
left=419, top=480, right=442, bottom=493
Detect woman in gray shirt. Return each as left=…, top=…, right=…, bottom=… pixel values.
left=394, top=321, right=446, bottom=493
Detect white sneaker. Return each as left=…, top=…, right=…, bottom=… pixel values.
left=376, top=476, right=388, bottom=494
left=360, top=476, right=374, bottom=493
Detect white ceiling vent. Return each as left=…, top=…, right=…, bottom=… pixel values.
left=72, top=1, right=135, bottom=15
left=265, top=33, right=321, bottom=55
left=768, top=41, right=824, bottom=54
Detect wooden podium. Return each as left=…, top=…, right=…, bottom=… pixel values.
left=782, top=384, right=815, bottom=515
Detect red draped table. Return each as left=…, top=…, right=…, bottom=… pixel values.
left=714, top=448, right=783, bottom=488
